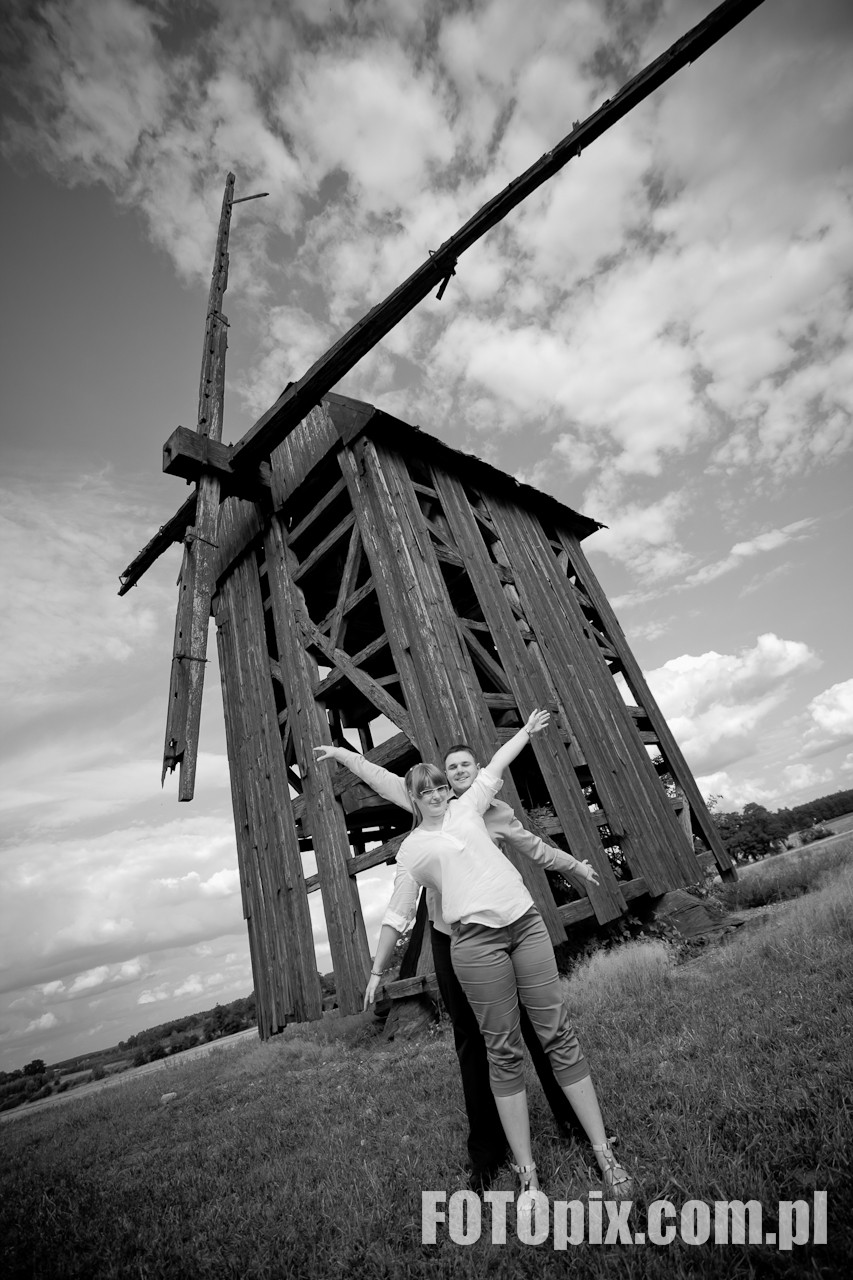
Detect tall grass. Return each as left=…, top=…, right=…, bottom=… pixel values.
left=2, top=868, right=851, bottom=1279
left=715, top=838, right=852, bottom=910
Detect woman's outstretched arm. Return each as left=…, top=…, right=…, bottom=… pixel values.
left=484, top=708, right=550, bottom=780
left=313, top=744, right=413, bottom=812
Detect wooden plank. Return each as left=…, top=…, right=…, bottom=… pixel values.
left=560, top=530, right=736, bottom=879
left=458, top=620, right=514, bottom=694
left=118, top=492, right=197, bottom=596
left=291, top=732, right=416, bottom=819
left=312, top=633, right=389, bottom=698
left=291, top=512, right=355, bottom=583
left=304, top=831, right=409, bottom=892
left=556, top=875, right=650, bottom=928
left=161, top=175, right=242, bottom=801
left=264, top=512, right=372, bottom=1015
left=493, top=500, right=702, bottom=894
left=315, top=576, right=374, bottom=636
left=433, top=466, right=625, bottom=924
left=269, top=404, right=342, bottom=509
left=327, top=524, right=362, bottom=647
left=162, top=426, right=272, bottom=501
left=338, top=447, right=441, bottom=764
left=213, top=530, right=323, bottom=1031
left=286, top=475, right=347, bottom=544
left=302, top=620, right=415, bottom=739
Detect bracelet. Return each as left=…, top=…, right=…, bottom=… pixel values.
left=370, top=969, right=385, bottom=977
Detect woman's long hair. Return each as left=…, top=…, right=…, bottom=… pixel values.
left=405, top=763, right=448, bottom=829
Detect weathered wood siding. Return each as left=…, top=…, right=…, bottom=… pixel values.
left=214, top=516, right=322, bottom=1032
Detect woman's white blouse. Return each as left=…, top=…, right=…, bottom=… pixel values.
left=381, top=768, right=535, bottom=933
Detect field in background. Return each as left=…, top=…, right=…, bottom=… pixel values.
left=818, top=811, right=853, bottom=836
left=2, top=841, right=851, bottom=1279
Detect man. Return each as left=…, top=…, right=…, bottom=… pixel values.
left=321, top=738, right=597, bottom=1190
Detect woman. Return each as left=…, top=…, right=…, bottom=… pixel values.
left=314, top=710, right=632, bottom=1202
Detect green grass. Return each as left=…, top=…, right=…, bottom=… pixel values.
left=714, top=835, right=853, bottom=911
left=2, top=867, right=851, bottom=1279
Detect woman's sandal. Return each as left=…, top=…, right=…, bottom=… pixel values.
left=511, top=1162, right=541, bottom=1228
left=510, top=1161, right=539, bottom=1193
left=591, top=1141, right=634, bottom=1199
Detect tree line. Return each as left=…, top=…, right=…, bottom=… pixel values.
left=710, top=787, right=853, bottom=863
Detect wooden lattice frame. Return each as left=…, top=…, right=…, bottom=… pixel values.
left=209, top=399, right=733, bottom=1035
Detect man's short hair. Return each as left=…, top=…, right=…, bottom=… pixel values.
left=443, top=742, right=477, bottom=764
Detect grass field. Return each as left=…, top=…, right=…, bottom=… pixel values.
left=2, top=841, right=851, bottom=1279
left=816, top=811, right=853, bottom=837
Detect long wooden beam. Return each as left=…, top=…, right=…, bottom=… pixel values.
left=118, top=492, right=197, bottom=597
left=119, top=0, right=765, bottom=594
left=226, top=0, right=765, bottom=474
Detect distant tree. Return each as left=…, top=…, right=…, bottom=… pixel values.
left=148, top=1044, right=167, bottom=1061
left=23, top=1060, right=46, bottom=1077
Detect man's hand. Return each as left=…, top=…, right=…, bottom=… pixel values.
left=312, top=745, right=338, bottom=764
left=577, top=860, right=600, bottom=886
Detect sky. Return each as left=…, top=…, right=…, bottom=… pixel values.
left=0, top=0, right=851, bottom=1073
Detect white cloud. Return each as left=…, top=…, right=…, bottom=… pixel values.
left=173, top=975, right=204, bottom=998
left=585, top=491, right=692, bottom=583
left=802, top=678, right=853, bottom=757
left=0, top=474, right=166, bottom=721
left=68, top=966, right=110, bottom=995
left=697, top=771, right=777, bottom=813
left=138, top=988, right=169, bottom=1005
left=782, top=763, right=834, bottom=794
left=683, top=520, right=818, bottom=588
left=23, top=1012, right=59, bottom=1034
left=645, top=633, right=819, bottom=774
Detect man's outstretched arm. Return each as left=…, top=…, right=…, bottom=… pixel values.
left=489, top=803, right=600, bottom=886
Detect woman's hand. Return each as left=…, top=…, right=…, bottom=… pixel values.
left=525, top=708, right=550, bottom=737
left=363, top=973, right=382, bottom=1010
left=313, top=745, right=339, bottom=764
left=577, top=860, right=600, bottom=886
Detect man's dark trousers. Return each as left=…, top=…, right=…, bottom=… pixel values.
left=430, top=923, right=585, bottom=1175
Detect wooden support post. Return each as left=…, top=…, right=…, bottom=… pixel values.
left=561, top=532, right=737, bottom=881
left=432, top=468, right=626, bottom=924
left=487, top=499, right=701, bottom=895
left=263, top=513, right=371, bottom=1015
left=214, top=529, right=323, bottom=1031
left=162, top=173, right=235, bottom=800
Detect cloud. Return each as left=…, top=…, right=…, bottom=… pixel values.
left=697, top=771, right=777, bottom=813
left=138, top=988, right=169, bottom=1005
left=585, top=491, right=692, bottom=584
left=782, top=763, right=834, bottom=795
left=802, top=678, right=853, bottom=758
left=645, top=633, right=819, bottom=774
left=22, top=1012, right=59, bottom=1035
left=682, top=519, right=818, bottom=588
left=68, top=966, right=111, bottom=995
left=173, top=974, right=204, bottom=998
left=0, top=814, right=242, bottom=997
left=2, top=0, right=850, bottom=491
left=0, top=472, right=167, bottom=722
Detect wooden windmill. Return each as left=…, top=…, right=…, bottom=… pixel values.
left=121, top=0, right=760, bottom=1036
